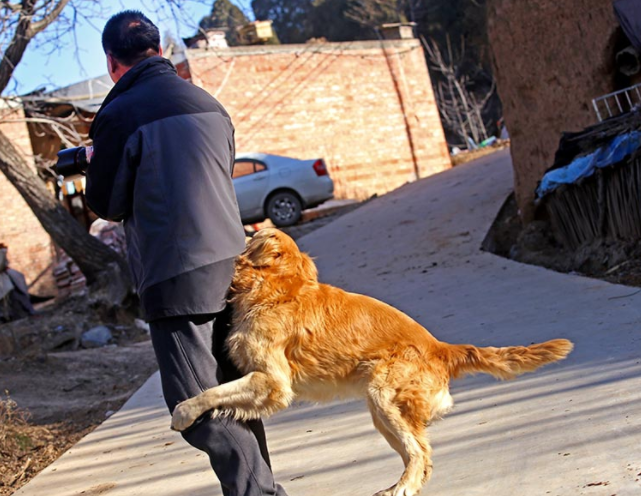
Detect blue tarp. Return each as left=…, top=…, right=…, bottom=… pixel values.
left=536, top=131, right=641, bottom=198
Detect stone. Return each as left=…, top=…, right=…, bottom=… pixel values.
left=134, top=319, right=150, bottom=334
left=81, top=325, right=113, bottom=349
left=46, top=326, right=78, bottom=351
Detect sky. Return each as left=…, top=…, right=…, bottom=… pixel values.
left=5, top=0, right=254, bottom=96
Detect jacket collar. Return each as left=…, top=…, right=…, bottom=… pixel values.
left=90, top=56, right=177, bottom=137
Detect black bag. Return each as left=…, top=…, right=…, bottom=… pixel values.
left=615, top=0, right=641, bottom=51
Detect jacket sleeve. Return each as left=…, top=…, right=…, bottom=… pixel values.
left=229, top=125, right=236, bottom=176
left=85, top=111, right=140, bottom=222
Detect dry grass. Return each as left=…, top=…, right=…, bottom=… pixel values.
left=0, top=394, right=95, bottom=495
left=451, top=141, right=510, bottom=166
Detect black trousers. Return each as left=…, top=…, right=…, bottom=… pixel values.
left=149, top=307, right=288, bottom=496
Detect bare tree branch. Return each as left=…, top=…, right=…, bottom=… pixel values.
left=0, top=0, right=72, bottom=93
left=28, top=0, right=71, bottom=36
left=1, top=1, right=22, bottom=13
left=421, top=34, right=494, bottom=147
left=18, top=115, right=89, bottom=149
left=346, top=0, right=407, bottom=29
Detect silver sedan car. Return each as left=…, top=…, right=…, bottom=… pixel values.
left=233, top=153, right=334, bottom=227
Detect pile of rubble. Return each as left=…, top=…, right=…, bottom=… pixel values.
left=53, top=220, right=127, bottom=298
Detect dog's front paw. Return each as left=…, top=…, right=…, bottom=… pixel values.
left=373, top=489, right=394, bottom=496
left=171, top=400, right=202, bottom=431
left=373, top=485, right=416, bottom=496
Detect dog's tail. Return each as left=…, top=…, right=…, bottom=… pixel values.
left=444, top=339, right=573, bottom=380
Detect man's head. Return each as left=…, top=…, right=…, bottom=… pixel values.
left=102, top=10, right=162, bottom=83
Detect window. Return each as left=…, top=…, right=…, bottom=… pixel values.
left=233, top=160, right=267, bottom=178
left=233, top=160, right=255, bottom=179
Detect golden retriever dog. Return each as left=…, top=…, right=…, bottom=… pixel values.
left=172, top=228, right=573, bottom=496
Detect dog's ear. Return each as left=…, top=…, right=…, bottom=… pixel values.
left=298, top=253, right=318, bottom=281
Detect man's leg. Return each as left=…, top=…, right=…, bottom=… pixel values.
left=150, top=313, right=288, bottom=496
left=211, top=306, right=273, bottom=468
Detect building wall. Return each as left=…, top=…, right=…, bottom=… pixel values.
left=487, top=0, right=619, bottom=220
left=187, top=40, right=451, bottom=200
left=0, top=40, right=449, bottom=294
left=0, top=105, right=56, bottom=296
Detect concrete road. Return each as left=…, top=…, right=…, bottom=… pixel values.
left=16, top=150, right=641, bottom=495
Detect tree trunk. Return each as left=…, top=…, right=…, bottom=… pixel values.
left=0, top=129, right=131, bottom=291
left=0, top=1, right=35, bottom=92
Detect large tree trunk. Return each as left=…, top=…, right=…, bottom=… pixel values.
left=0, top=129, right=131, bottom=295
left=487, top=0, right=618, bottom=222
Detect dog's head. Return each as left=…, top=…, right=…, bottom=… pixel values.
left=234, top=228, right=318, bottom=293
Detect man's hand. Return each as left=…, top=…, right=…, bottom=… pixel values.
left=85, top=146, right=94, bottom=163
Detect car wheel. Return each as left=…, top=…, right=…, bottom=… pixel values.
left=266, top=192, right=302, bottom=227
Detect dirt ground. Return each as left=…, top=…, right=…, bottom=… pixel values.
left=0, top=294, right=157, bottom=496
left=483, top=193, right=641, bottom=288
left=451, top=141, right=510, bottom=166
left=0, top=203, right=361, bottom=496
left=0, top=343, right=156, bottom=495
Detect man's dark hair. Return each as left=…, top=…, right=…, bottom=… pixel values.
left=102, top=10, right=161, bottom=66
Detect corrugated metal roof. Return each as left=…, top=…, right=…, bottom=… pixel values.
left=22, top=74, right=113, bottom=113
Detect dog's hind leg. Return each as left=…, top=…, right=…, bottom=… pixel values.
left=171, top=367, right=293, bottom=431
left=368, top=398, right=409, bottom=468
left=368, top=370, right=433, bottom=496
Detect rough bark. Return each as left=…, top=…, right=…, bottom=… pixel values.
left=487, top=0, right=619, bottom=221
left=0, top=129, right=130, bottom=289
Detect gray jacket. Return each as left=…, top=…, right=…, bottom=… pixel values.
left=85, top=57, right=245, bottom=308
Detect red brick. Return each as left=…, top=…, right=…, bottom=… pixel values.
left=0, top=106, right=56, bottom=296
left=187, top=40, right=450, bottom=200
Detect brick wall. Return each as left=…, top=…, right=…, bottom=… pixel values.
left=0, top=40, right=449, bottom=295
left=187, top=39, right=451, bottom=200
left=0, top=104, right=56, bottom=296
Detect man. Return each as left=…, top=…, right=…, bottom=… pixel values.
left=85, top=10, right=287, bottom=496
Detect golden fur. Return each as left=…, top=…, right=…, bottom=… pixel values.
left=172, top=228, right=573, bottom=496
